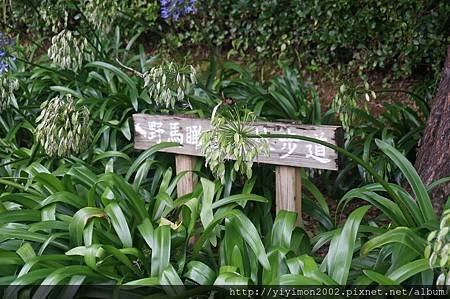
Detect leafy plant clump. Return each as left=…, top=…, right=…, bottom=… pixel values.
left=163, top=0, right=449, bottom=77
left=1, top=0, right=449, bottom=293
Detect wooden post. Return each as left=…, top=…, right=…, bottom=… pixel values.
left=175, top=154, right=197, bottom=197
left=275, top=166, right=302, bottom=225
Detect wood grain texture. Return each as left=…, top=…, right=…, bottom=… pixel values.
left=133, top=114, right=341, bottom=170
left=276, top=166, right=302, bottom=224
left=175, top=155, right=197, bottom=198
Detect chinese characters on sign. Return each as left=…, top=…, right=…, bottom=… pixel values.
left=139, top=121, right=203, bottom=149
left=133, top=114, right=340, bottom=170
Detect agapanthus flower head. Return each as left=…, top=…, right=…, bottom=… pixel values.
left=0, top=32, right=15, bottom=75
left=35, top=95, right=92, bottom=157
left=143, top=62, right=197, bottom=109
left=0, top=32, right=14, bottom=47
left=160, top=0, right=197, bottom=21
left=82, top=0, right=119, bottom=33
left=48, top=30, right=94, bottom=71
left=0, top=75, right=19, bottom=112
left=200, top=109, right=269, bottom=183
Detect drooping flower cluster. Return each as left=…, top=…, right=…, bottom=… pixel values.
left=200, top=109, right=268, bottom=183
left=37, top=0, right=69, bottom=33
left=82, top=0, right=119, bottom=33
left=331, top=82, right=375, bottom=141
left=425, top=209, right=450, bottom=286
left=48, top=30, right=94, bottom=72
left=0, top=76, right=19, bottom=112
left=143, top=62, right=197, bottom=109
left=35, top=95, right=92, bottom=157
left=160, top=0, right=197, bottom=21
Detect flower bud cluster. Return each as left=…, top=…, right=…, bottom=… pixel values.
left=83, top=0, right=119, bottom=33
left=144, top=62, right=196, bottom=109
left=200, top=110, right=268, bottom=183
left=0, top=32, right=18, bottom=112
left=0, top=32, right=15, bottom=75
left=48, top=30, right=94, bottom=72
left=0, top=76, right=19, bottom=112
left=35, top=95, right=92, bottom=157
left=425, top=209, right=450, bottom=286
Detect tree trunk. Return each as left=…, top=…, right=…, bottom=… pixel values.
left=414, top=46, right=450, bottom=216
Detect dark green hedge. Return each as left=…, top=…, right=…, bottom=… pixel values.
left=164, top=0, right=449, bottom=76
left=8, top=0, right=449, bottom=77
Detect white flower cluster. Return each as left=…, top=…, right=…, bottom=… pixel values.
left=425, top=209, right=450, bottom=286
left=48, top=30, right=94, bottom=72
left=200, top=110, right=268, bottom=183
left=0, top=75, right=19, bottom=112
left=35, top=95, right=92, bottom=157
left=144, top=62, right=197, bottom=109
left=82, top=0, right=119, bottom=33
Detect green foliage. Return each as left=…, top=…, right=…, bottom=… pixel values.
left=166, top=0, right=449, bottom=77
left=8, top=1, right=448, bottom=77
left=334, top=88, right=428, bottom=194
left=1, top=0, right=449, bottom=292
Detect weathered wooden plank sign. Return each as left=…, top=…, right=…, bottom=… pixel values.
left=133, top=113, right=341, bottom=224
left=133, top=114, right=340, bottom=170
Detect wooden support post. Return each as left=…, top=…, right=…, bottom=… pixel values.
left=275, top=166, right=302, bottom=225
left=175, top=154, right=197, bottom=198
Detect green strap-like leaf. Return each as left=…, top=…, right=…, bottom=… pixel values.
left=151, top=225, right=171, bottom=277
left=363, top=270, right=399, bottom=285
left=361, top=227, right=427, bottom=256
left=69, top=207, right=108, bottom=247
left=388, top=259, right=432, bottom=283
left=271, top=210, right=297, bottom=250
left=376, top=139, right=436, bottom=223
left=184, top=261, right=216, bottom=285
left=327, top=206, right=370, bottom=284
left=105, top=202, right=133, bottom=248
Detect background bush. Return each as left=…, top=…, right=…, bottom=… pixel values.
left=166, top=0, right=449, bottom=77
left=7, top=1, right=449, bottom=77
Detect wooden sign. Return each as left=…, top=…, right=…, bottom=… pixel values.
left=133, top=114, right=340, bottom=170
left=133, top=114, right=341, bottom=224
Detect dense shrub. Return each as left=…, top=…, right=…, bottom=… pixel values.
left=166, top=0, right=449, bottom=76
left=7, top=1, right=448, bottom=77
